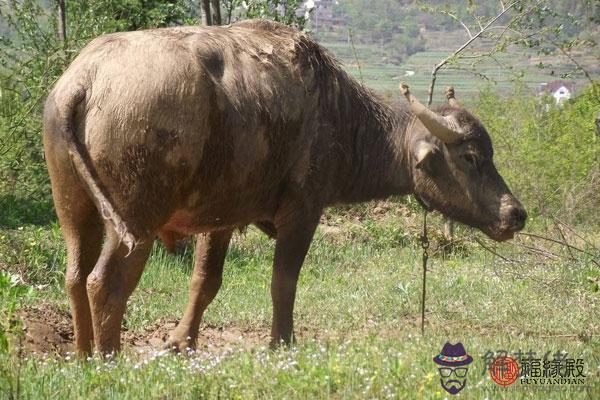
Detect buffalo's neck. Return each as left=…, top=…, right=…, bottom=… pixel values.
left=328, top=85, right=414, bottom=204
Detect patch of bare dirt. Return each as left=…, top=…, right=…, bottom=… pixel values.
left=122, top=319, right=273, bottom=354
left=321, top=200, right=417, bottom=225
left=17, top=303, right=312, bottom=356
left=18, top=303, right=74, bottom=354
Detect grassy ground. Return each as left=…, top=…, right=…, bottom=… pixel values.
left=1, top=205, right=598, bottom=399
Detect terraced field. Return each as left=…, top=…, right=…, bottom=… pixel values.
left=317, top=29, right=598, bottom=103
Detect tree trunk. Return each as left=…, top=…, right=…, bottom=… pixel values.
left=57, top=0, right=66, bottom=43
left=210, top=0, right=221, bottom=25
left=201, top=0, right=212, bottom=26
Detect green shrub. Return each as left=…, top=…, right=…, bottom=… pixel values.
left=0, top=270, right=32, bottom=353
left=0, top=0, right=192, bottom=221
left=0, top=223, right=65, bottom=286
left=473, top=82, right=600, bottom=226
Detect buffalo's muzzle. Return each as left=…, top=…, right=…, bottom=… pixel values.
left=490, top=198, right=527, bottom=241
left=507, top=205, right=527, bottom=231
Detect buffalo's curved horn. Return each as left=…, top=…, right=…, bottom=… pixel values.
left=399, top=82, right=463, bottom=143
left=445, top=86, right=460, bottom=107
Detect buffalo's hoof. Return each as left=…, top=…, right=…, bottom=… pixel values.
left=269, top=335, right=295, bottom=349
left=164, top=333, right=195, bottom=354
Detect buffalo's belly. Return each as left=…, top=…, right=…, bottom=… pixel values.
left=161, top=186, right=280, bottom=235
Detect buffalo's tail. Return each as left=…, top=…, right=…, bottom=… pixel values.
left=55, top=86, right=138, bottom=255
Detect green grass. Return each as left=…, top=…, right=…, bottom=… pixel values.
left=1, top=210, right=598, bottom=399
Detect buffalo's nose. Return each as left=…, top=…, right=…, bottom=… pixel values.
left=508, top=206, right=527, bottom=231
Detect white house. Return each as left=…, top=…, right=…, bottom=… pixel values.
left=538, top=80, right=576, bottom=105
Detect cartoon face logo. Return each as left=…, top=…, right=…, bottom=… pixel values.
left=433, top=342, right=473, bottom=395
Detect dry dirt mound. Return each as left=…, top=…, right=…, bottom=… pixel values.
left=17, top=303, right=276, bottom=356
left=19, top=303, right=74, bottom=354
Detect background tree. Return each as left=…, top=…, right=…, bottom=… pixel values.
left=210, top=0, right=221, bottom=25
left=57, top=0, right=66, bottom=42
left=201, top=0, right=212, bottom=25
left=244, top=0, right=309, bottom=29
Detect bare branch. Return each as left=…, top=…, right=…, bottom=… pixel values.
left=348, top=28, right=363, bottom=83
left=553, top=220, right=575, bottom=260
left=440, top=10, right=473, bottom=39
left=474, top=237, right=518, bottom=264
left=475, top=15, right=484, bottom=31
left=427, top=1, right=519, bottom=106
left=485, top=25, right=523, bottom=36
left=553, top=216, right=599, bottom=252
left=518, top=232, right=598, bottom=258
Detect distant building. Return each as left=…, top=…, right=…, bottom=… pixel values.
left=537, top=80, right=576, bottom=105
left=303, top=0, right=346, bottom=30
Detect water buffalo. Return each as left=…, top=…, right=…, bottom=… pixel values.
left=43, top=19, right=526, bottom=355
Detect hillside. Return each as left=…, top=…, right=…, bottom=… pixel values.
left=316, top=30, right=600, bottom=103
left=310, top=0, right=600, bottom=102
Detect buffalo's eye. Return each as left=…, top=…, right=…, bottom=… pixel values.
left=461, top=153, right=480, bottom=168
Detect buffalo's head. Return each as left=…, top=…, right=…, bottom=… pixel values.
left=401, top=83, right=526, bottom=242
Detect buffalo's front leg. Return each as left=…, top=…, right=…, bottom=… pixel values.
left=270, top=210, right=319, bottom=346
left=166, top=229, right=233, bottom=352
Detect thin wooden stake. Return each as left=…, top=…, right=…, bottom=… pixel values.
left=420, top=211, right=429, bottom=335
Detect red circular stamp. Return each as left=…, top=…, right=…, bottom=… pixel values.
left=489, top=356, right=519, bottom=387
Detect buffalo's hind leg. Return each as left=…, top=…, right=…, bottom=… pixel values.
left=45, top=133, right=103, bottom=356
left=166, top=229, right=233, bottom=352
left=56, top=197, right=103, bottom=356
left=86, top=228, right=153, bottom=355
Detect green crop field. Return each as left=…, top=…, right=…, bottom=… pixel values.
left=316, top=28, right=598, bottom=104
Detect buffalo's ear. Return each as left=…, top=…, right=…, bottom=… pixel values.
left=413, top=140, right=440, bottom=170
